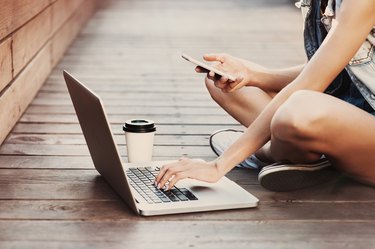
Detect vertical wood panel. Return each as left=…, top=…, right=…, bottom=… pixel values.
left=0, top=0, right=50, bottom=40
left=0, top=0, right=12, bottom=40
left=12, top=7, right=52, bottom=76
left=0, top=0, right=95, bottom=145
left=52, top=0, right=85, bottom=35
left=51, top=0, right=95, bottom=67
left=0, top=43, right=51, bottom=145
left=0, top=37, right=12, bottom=92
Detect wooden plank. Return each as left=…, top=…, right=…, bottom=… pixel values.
left=0, top=220, right=374, bottom=249
left=5, top=134, right=211, bottom=146
left=0, top=43, right=51, bottom=145
left=0, top=0, right=13, bottom=40
left=52, top=0, right=85, bottom=35
left=44, top=73, right=207, bottom=83
left=0, top=155, right=216, bottom=169
left=0, top=37, right=12, bottom=92
left=19, top=114, right=237, bottom=124
left=40, top=82, right=209, bottom=92
left=26, top=105, right=227, bottom=115
left=0, top=168, right=371, bottom=202
left=31, top=97, right=217, bottom=107
left=0, top=155, right=94, bottom=169
left=0, top=172, right=117, bottom=200
left=0, top=144, right=214, bottom=157
left=1, top=200, right=375, bottom=221
left=51, top=0, right=95, bottom=67
left=12, top=6, right=52, bottom=76
left=33, top=91, right=212, bottom=101
left=12, top=123, right=242, bottom=135
left=0, top=0, right=50, bottom=40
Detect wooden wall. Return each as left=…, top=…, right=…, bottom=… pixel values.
left=0, top=0, right=96, bottom=145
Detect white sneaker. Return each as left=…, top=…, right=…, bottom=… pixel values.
left=209, top=129, right=268, bottom=169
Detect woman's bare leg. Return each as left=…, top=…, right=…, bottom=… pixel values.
left=205, top=77, right=273, bottom=127
left=206, top=78, right=278, bottom=164
left=269, top=90, right=375, bottom=185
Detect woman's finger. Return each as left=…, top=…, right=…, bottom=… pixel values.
left=155, top=161, right=181, bottom=184
left=215, top=77, right=229, bottom=89
left=154, top=164, right=171, bottom=185
left=166, top=171, right=188, bottom=190
left=227, top=75, right=244, bottom=92
left=195, top=66, right=208, bottom=73
left=207, top=71, right=217, bottom=81
left=218, top=75, right=229, bottom=85
left=203, top=54, right=225, bottom=63
left=156, top=162, right=190, bottom=189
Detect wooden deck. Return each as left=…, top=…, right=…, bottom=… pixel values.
left=1, top=0, right=375, bottom=248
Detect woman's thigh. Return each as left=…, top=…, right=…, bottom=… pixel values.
left=205, top=78, right=273, bottom=127
left=270, top=90, right=375, bottom=185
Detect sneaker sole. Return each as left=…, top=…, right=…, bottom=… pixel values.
left=258, top=161, right=335, bottom=192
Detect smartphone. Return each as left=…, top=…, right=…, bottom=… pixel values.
left=181, top=53, right=236, bottom=81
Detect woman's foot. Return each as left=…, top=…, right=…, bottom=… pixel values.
left=209, top=129, right=268, bottom=169
left=258, top=159, right=337, bottom=192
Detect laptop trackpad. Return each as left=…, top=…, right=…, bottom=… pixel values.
left=177, top=177, right=245, bottom=202
left=190, top=186, right=215, bottom=194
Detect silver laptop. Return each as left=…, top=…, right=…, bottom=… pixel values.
left=63, top=70, right=258, bottom=216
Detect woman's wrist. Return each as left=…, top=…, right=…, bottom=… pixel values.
left=212, top=155, right=236, bottom=178
left=242, top=62, right=271, bottom=88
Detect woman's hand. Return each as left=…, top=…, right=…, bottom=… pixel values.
left=196, top=53, right=267, bottom=92
left=154, top=158, right=222, bottom=191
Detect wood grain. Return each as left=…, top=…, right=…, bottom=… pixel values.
left=0, top=167, right=370, bottom=202
left=0, top=0, right=373, bottom=248
left=0, top=37, right=12, bottom=92
left=0, top=0, right=96, bottom=146
left=0, top=155, right=216, bottom=169
left=5, top=134, right=211, bottom=146
left=1, top=200, right=375, bottom=221
left=19, top=114, right=237, bottom=124
left=26, top=105, right=227, bottom=115
left=52, top=0, right=86, bottom=35
left=0, top=0, right=50, bottom=40
left=12, top=6, right=52, bottom=76
left=51, top=0, right=95, bottom=67
left=0, top=144, right=214, bottom=157
left=0, top=220, right=374, bottom=249
left=0, top=43, right=51, bottom=145
left=11, top=123, right=242, bottom=135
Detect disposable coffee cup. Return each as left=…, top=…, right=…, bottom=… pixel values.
left=123, top=119, right=156, bottom=163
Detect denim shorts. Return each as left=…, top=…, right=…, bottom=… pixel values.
left=326, top=70, right=375, bottom=116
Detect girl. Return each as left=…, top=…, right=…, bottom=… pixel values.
left=155, top=0, right=375, bottom=192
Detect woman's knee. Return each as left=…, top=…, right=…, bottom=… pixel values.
left=271, top=90, right=327, bottom=143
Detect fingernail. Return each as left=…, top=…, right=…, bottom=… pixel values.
left=157, top=183, right=161, bottom=189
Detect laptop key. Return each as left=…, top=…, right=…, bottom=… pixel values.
left=160, top=197, right=171, bottom=203
left=170, top=196, right=180, bottom=202
left=165, top=193, right=180, bottom=202
left=175, top=194, right=189, bottom=201
left=151, top=198, right=162, bottom=203
left=127, top=167, right=194, bottom=204
left=179, top=188, right=198, bottom=200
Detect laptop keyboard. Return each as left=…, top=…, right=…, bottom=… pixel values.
left=126, top=167, right=198, bottom=204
